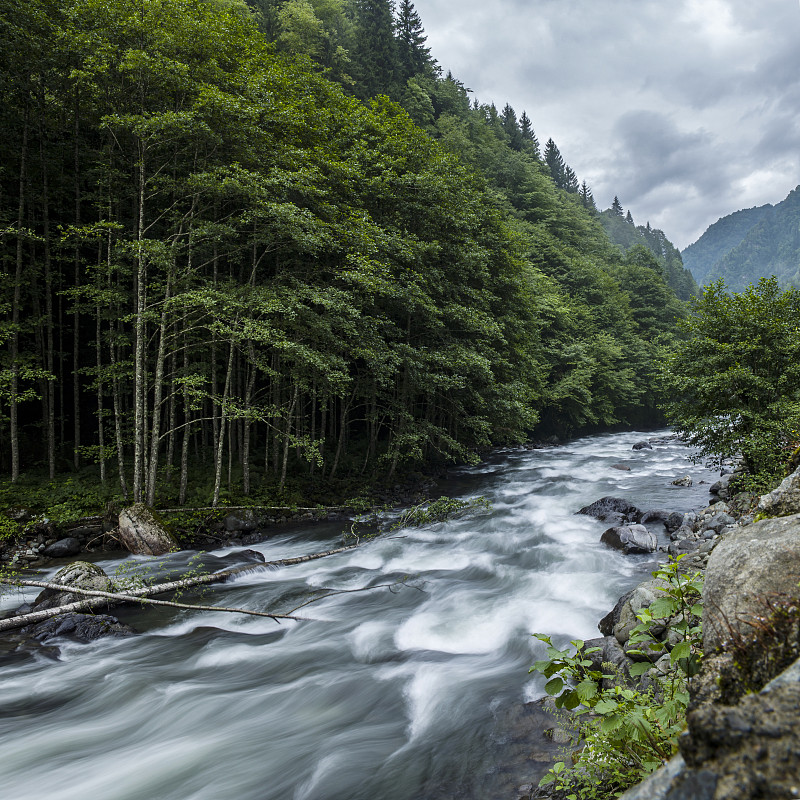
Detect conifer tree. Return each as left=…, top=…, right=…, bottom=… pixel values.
left=501, top=103, right=523, bottom=151
left=519, top=110, right=539, bottom=157
left=395, top=0, right=430, bottom=81
left=626, top=210, right=634, bottom=225
left=579, top=180, right=596, bottom=211
left=563, top=165, right=579, bottom=193
left=351, top=0, right=398, bottom=97
left=611, top=196, right=624, bottom=216
left=544, top=138, right=565, bottom=187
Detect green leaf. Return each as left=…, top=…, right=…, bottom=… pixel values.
left=594, top=698, right=618, bottom=715
left=670, top=640, right=691, bottom=663
left=600, top=712, right=623, bottom=733
left=545, top=677, right=565, bottom=696
left=575, top=680, right=598, bottom=703
left=629, top=661, right=653, bottom=677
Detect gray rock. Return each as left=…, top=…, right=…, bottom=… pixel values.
left=701, top=512, right=735, bottom=534
left=223, top=510, right=259, bottom=532
left=710, top=473, right=733, bottom=497
left=32, top=561, right=113, bottom=610
left=601, top=524, right=657, bottom=555
left=118, top=503, right=178, bottom=556
left=22, top=613, right=135, bottom=643
left=612, top=463, right=632, bottom=471
left=618, top=755, right=686, bottom=799
left=577, top=496, right=641, bottom=524
left=42, top=537, right=81, bottom=559
left=757, top=465, right=800, bottom=517
left=671, top=475, right=693, bottom=487
left=669, top=525, right=695, bottom=541
left=703, top=513, right=800, bottom=652
left=613, top=578, right=670, bottom=644
left=598, top=588, right=636, bottom=635
left=665, top=511, right=685, bottom=532
left=668, top=539, right=700, bottom=557
left=639, top=509, right=671, bottom=524
left=632, top=441, right=653, bottom=450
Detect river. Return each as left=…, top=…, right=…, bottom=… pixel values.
left=0, top=430, right=719, bottom=800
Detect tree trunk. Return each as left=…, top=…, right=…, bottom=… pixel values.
left=212, top=339, right=235, bottom=507
left=279, top=385, right=299, bottom=491
left=132, top=145, right=147, bottom=502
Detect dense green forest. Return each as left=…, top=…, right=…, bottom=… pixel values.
left=0, top=0, right=693, bottom=509
left=683, top=186, right=800, bottom=292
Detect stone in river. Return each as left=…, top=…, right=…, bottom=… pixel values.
left=601, top=524, right=657, bottom=555
left=577, top=496, right=641, bottom=524
left=42, top=537, right=81, bottom=559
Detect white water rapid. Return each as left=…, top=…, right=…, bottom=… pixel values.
left=0, top=430, right=719, bottom=800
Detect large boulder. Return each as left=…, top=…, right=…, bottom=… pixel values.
left=703, top=513, right=800, bottom=652
left=117, top=503, right=178, bottom=556
left=32, top=561, right=113, bottom=610
left=601, top=524, right=657, bottom=555
left=577, top=496, right=641, bottom=524
left=42, top=537, right=81, bottom=559
left=757, top=465, right=800, bottom=517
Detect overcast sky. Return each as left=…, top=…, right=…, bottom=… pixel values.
left=412, top=0, right=800, bottom=249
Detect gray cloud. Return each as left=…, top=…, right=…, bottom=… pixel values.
left=412, top=0, right=800, bottom=248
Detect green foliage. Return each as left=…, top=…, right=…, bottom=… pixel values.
left=0, top=513, right=19, bottom=541
left=392, top=495, right=491, bottom=528
left=531, top=558, right=704, bottom=799
left=661, top=277, right=800, bottom=487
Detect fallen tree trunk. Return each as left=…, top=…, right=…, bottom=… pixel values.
left=0, top=544, right=356, bottom=633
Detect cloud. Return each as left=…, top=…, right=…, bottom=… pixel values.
left=412, top=0, right=800, bottom=248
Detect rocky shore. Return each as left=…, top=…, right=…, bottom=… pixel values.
left=521, top=451, right=800, bottom=800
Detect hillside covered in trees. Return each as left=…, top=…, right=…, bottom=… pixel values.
left=0, top=0, right=693, bottom=509
left=682, top=185, right=800, bottom=292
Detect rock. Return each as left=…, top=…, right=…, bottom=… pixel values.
left=668, top=539, right=700, bottom=557
left=703, top=513, right=800, bottom=652
left=584, top=635, right=634, bottom=687
left=669, top=525, right=695, bottom=541
left=32, top=561, right=113, bottom=610
left=42, top=537, right=81, bottom=559
left=601, top=524, right=657, bottom=555
left=701, top=512, right=735, bottom=535
left=671, top=475, right=693, bottom=487
left=665, top=511, right=685, bottom=532
left=240, top=548, right=266, bottom=562
left=223, top=510, right=259, bottom=533
left=710, top=473, right=734, bottom=498
left=639, top=509, right=671, bottom=524
left=117, top=503, right=178, bottom=556
left=69, top=525, right=102, bottom=541
left=22, top=613, right=136, bottom=643
left=757, top=465, right=800, bottom=517
left=613, top=578, right=670, bottom=644
left=598, top=588, right=636, bottom=635
left=577, top=496, right=641, bottom=524
left=612, top=463, right=631, bottom=471
left=632, top=441, right=653, bottom=450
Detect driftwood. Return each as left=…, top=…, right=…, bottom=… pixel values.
left=0, top=544, right=357, bottom=633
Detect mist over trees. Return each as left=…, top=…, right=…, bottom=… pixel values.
left=0, top=0, right=694, bottom=507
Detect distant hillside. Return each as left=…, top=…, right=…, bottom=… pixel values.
left=599, top=205, right=698, bottom=300
left=682, top=186, right=800, bottom=292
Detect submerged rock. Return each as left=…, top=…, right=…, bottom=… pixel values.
left=601, top=524, right=657, bottom=555
left=118, top=503, right=178, bottom=556
left=671, top=475, right=693, bottom=487
left=632, top=441, right=653, bottom=450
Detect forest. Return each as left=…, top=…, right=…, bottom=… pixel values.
left=1, top=0, right=694, bottom=512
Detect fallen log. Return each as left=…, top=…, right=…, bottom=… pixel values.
left=0, top=544, right=356, bottom=633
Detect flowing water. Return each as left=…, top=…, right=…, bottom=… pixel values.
left=0, top=431, right=719, bottom=800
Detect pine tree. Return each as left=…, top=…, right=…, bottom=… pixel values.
left=563, top=165, right=579, bottom=194
left=501, top=103, right=523, bottom=151
left=579, top=180, right=596, bottom=211
left=544, top=138, right=565, bottom=187
left=611, top=196, right=624, bottom=216
left=625, top=210, right=634, bottom=225
left=519, top=111, right=539, bottom=157
left=351, top=0, right=399, bottom=98
left=395, top=0, right=431, bottom=81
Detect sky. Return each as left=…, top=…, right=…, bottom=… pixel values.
left=412, top=0, right=800, bottom=249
